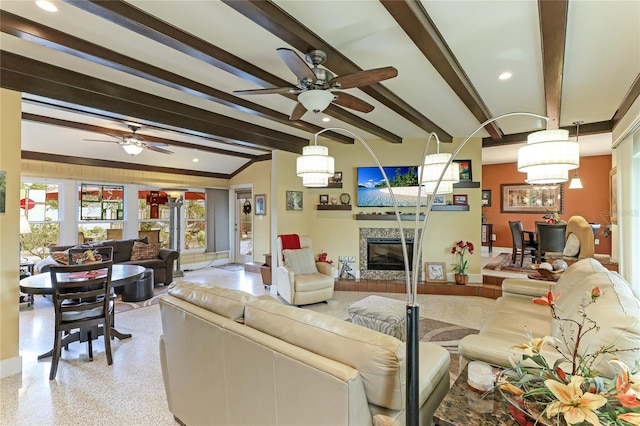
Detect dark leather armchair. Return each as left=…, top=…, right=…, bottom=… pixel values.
left=536, top=223, right=567, bottom=263
left=509, top=221, right=537, bottom=266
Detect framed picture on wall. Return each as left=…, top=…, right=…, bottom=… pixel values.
left=286, top=190, right=303, bottom=211
left=254, top=194, right=266, bottom=215
left=500, top=183, right=564, bottom=213
left=481, top=189, right=492, bottom=206
left=453, top=159, right=472, bottom=182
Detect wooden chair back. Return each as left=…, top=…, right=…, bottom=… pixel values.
left=48, top=261, right=114, bottom=380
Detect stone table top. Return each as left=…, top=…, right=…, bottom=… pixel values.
left=434, top=365, right=517, bottom=426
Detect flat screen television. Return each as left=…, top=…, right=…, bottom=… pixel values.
left=356, top=166, right=429, bottom=207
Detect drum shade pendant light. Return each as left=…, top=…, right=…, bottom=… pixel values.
left=568, top=121, right=584, bottom=189
left=296, top=137, right=335, bottom=187
left=418, top=137, right=460, bottom=194
left=517, top=129, right=579, bottom=184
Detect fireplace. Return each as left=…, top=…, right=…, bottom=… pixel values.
left=367, top=238, right=413, bottom=271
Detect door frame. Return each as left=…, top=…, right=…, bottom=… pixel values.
left=229, top=184, right=253, bottom=264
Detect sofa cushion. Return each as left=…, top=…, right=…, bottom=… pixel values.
left=244, top=299, right=405, bottom=411
left=130, top=241, right=162, bottom=261
left=282, top=247, right=318, bottom=275
left=50, top=251, right=69, bottom=265
left=113, top=237, right=148, bottom=263
left=167, top=281, right=257, bottom=322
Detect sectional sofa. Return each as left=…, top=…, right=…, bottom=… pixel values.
left=159, top=281, right=451, bottom=426
left=459, top=258, right=640, bottom=378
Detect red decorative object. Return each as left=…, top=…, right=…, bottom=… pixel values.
left=316, top=251, right=333, bottom=264
left=20, top=198, right=35, bottom=210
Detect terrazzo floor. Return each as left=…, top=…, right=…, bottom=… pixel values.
left=3, top=250, right=515, bottom=425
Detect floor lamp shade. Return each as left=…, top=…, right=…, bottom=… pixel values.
left=517, top=129, right=579, bottom=184
left=418, top=153, right=459, bottom=194
left=296, top=145, right=335, bottom=187
left=20, top=214, right=32, bottom=234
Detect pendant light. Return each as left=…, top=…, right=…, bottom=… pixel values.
left=568, top=121, right=584, bottom=189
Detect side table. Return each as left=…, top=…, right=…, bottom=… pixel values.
left=433, top=365, right=516, bottom=425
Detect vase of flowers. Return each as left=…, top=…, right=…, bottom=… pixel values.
left=497, top=288, right=640, bottom=425
left=451, top=240, right=474, bottom=285
left=542, top=209, right=565, bottom=224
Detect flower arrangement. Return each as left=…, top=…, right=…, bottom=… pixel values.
left=450, top=240, right=474, bottom=275
left=316, top=251, right=333, bottom=264
left=498, top=288, right=640, bottom=425
left=543, top=209, right=564, bottom=224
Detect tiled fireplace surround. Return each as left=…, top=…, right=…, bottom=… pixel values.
left=333, top=227, right=503, bottom=299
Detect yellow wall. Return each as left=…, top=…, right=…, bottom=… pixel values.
left=273, top=136, right=483, bottom=278
left=0, top=89, right=22, bottom=377
left=231, top=160, right=272, bottom=262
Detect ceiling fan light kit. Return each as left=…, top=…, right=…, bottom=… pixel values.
left=517, top=128, right=579, bottom=184
left=121, top=143, right=144, bottom=156
left=298, top=90, right=335, bottom=114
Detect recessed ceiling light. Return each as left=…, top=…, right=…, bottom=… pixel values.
left=498, top=72, right=512, bottom=80
left=192, top=158, right=199, bottom=162
left=36, top=0, right=58, bottom=12
left=322, top=117, right=330, bottom=122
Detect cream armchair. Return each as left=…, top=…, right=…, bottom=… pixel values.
left=276, top=235, right=334, bottom=305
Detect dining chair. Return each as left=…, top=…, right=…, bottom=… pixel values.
left=67, top=246, right=114, bottom=265
left=508, top=221, right=537, bottom=266
left=48, top=261, right=114, bottom=380
left=536, top=223, right=567, bottom=263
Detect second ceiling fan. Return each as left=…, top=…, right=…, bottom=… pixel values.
left=234, top=48, right=398, bottom=120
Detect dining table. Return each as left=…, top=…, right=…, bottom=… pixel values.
left=20, top=264, right=146, bottom=360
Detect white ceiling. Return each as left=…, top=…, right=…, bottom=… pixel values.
left=2, top=0, right=636, bottom=173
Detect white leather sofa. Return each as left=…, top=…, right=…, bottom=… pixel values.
left=459, top=258, right=640, bottom=377
left=276, top=235, right=335, bottom=305
left=159, top=281, right=450, bottom=426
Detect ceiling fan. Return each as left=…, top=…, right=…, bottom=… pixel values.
left=83, top=125, right=173, bottom=156
left=233, top=48, right=398, bottom=120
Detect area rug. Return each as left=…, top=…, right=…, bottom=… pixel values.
left=418, top=318, right=477, bottom=384
left=114, top=286, right=168, bottom=313
left=483, top=252, right=533, bottom=274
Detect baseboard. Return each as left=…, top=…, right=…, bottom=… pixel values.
left=0, top=355, right=22, bottom=378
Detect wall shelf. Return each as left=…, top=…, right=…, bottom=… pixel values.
left=309, top=183, right=343, bottom=189
left=453, top=181, right=480, bottom=189
left=317, top=204, right=352, bottom=211
left=354, top=205, right=469, bottom=220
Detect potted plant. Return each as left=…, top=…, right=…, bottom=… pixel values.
left=450, top=240, right=474, bottom=285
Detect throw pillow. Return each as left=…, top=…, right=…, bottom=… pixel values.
left=283, top=247, right=318, bottom=275
left=563, top=233, right=581, bottom=257
left=50, top=251, right=69, bottom=265
left=130, top=241, right=162, bottom=261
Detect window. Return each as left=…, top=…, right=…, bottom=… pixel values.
left=78, top=183, right=124, bottom=242
left=138, top=189, right=169, bottom=246
left=184, top=191, right=206, bottom=250
left=20, top=182, right=60, bottom=258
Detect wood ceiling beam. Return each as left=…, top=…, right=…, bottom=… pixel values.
left=22, top=113, right=262, bottom=159
left=538, top=0, right=568, bottom=130
left=1, top=52, right=307, bottom=153
left=612, top=73, right=640, bottom=127
left=22, top=151, right=233, bottom=179
left=380, top=0, right=502, bottom=141
left=65, top=0, right=398, bottom=143
left=220, top=0, right=445, bottom=140
left=0, top=10, right=351, bottom=145
left=481, top=120, right=613, bottom=147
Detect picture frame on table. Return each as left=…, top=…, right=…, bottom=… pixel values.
left=425, top=262, right=447, bottom=283
left=500, top=183, right=564, bottom=214
left=432, top=194, right=446, bottom=205
left=453, top=194, right=468, bottom=206
left=319, top=194, right=329, bottom=205
left=453, top=159, right=472, bottom=182
left=286, top=190, right=303, bottom=211
left=481, top=189, right=492, bottom=206
left=254, top=194, right=266, bottom=215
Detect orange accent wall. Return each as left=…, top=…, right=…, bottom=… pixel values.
left=482, top=154, right=612, bottom=255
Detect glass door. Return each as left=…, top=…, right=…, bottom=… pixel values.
left=235, top=190, right=253, bottom=264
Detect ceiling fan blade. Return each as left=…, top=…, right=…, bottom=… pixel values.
left=144, top=145, right=173, bottom=154
left=332, top=92, right=374, bottom=113
left=277, top=48, right=316, bottom=82
left=329, top=66, right=398, bottom=90
left=83, top=139, right=121, bottom=144
left=233, top=87, right=295, bottom=96
left=289, top=102, right=307, bottom=121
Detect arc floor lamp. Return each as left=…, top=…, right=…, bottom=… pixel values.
left=297, top=112, right=578, bottom=425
